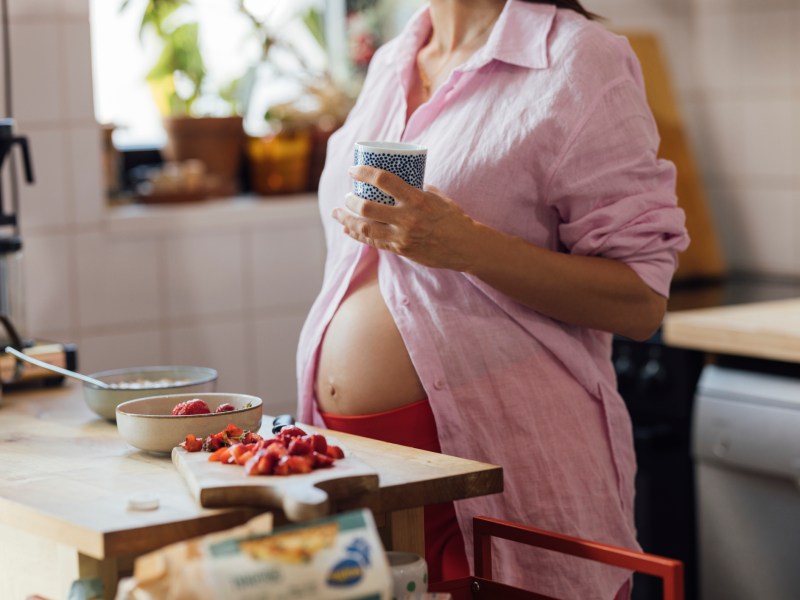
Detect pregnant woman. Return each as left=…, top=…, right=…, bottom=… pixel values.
left=296, top=1, right=689, bottom=598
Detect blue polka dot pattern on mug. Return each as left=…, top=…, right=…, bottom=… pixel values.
left=353, top=142, right=427, bottom=205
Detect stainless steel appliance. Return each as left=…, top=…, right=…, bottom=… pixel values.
left=693, top=364, right=800, bottom=600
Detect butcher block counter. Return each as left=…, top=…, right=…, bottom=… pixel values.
left=663, top=297, right=800, bottom=362
left=0, top=383, right=502, bottom=600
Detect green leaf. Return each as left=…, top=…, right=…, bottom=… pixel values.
left=302, top=7, right=326, bottom=50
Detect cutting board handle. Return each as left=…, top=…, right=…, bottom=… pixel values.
left=282, top=485, right=330, bottom=521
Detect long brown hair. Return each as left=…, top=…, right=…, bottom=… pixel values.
left=520, top=1, right=599, bottom=20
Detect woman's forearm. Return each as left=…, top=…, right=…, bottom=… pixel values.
left=465, top=220, right=666, bottom=341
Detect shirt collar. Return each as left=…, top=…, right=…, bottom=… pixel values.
left=387, top=0, right=555, bottom=73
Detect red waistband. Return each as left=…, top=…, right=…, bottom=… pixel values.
left=320, top=398, right=442, bottom=453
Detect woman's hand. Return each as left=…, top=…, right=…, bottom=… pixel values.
left=333, top=165, right=479, bottom=271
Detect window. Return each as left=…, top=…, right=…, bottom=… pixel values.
left=90, top=0, right=336, bottom=148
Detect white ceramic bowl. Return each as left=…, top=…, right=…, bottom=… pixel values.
left=115, top=392, right=263, bottom=454
left=83, top=365, right=218, bottom=421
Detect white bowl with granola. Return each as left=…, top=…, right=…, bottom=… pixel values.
left=83, top=365, right=218, bottom=421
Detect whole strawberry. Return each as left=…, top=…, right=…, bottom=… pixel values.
left=215, top=403, right=236, bottom=413
left=171, top=398, right=211, bottom=416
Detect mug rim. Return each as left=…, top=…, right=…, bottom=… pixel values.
left=386, top=550, right=426, bottom=567
left=355, top=141, right=427, bottom=154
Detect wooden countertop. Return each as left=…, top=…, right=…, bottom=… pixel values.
left=0, top=382, right=503, bottom=561
left=662, top=297, right=800, bottom=362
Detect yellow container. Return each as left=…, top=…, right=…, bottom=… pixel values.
left=247, top=130, right=311, bottom=195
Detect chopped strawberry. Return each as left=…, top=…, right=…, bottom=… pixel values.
left=236, top=450, right=254, bottom=466
left=227, top=443, right=247, bottom=464
left=273, top=456, right=291, bottom=476
left=215, top=403, right=236, bottom=413
left=181, top=434, right=204, bottom=452
left=325, top=444, right=345, bottom=460
left=171, top=399, right=211, bottom=416
left=309, top=433, right=327, bottom=454
left=285, top=455, right=313, bottom=474
left=225, top=424, right=244, bottom=439
left=264, top=442, right=288, bottom=459
left=241, top=431, right=263, bottom=445
left=312, top=451, right=334, bottom=468
left=208, top=447, right=231, bottom=463
left=203, top=432, right=227, bottom=452
left=278, top=425, right=307, bottom=440
left=288, top=437, right=313, bottom=456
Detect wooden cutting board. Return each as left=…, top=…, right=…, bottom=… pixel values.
left=172, top=444, right=379, bottom=522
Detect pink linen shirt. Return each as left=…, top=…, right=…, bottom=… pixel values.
left=296, top=2, right=689, bottom=598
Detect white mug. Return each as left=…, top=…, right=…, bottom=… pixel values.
left=353, top=141, right=427, bottom=205
left=386, top=551, right=428, bottom=600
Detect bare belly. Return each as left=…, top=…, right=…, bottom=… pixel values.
left=315, top=251, right=426, bottom=415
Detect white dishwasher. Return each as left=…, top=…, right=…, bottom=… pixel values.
left=693, top=365, right=800, bottom=600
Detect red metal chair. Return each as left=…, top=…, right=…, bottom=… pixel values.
left=430, top=516, right=684, bottom=600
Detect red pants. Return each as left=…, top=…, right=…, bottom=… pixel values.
left=320, top=399, right=470, bottom=584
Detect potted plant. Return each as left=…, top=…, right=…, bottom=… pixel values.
left=122, top=0, right=246, bottom=196
left=240, top=5, right=355, bottom=195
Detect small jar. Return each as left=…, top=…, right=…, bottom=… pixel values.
left=0, top=236, right=26, bottom=347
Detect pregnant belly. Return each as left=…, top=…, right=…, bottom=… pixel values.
left=315, top=269, right=426, bottom=416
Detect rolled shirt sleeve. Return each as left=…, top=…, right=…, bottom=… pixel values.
left=546, top=75, right=690, bottom=298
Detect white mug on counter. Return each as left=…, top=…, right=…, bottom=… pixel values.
left=386, top=551, right=428, bottom=600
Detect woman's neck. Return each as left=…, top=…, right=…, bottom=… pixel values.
left=427, top=0, right=505, bottom=53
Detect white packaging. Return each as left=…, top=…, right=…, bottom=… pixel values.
left=203, top=509, right=391, bottom=600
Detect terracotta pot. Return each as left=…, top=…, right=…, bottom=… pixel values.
left=162, top=116, right=244, bottom=193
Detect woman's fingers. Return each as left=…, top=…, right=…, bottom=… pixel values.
left=344, top=193, right=394, bottom=223
left=349, top=165, right=420, bottom=205
left=332, top=208, right=393, bottom=247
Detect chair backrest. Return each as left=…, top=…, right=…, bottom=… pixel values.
left=473, top=516, right=685, bottom=600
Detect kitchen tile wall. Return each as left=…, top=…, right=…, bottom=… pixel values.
left=4, top=0, right=324, bottom=417
left=594, top=0, right=800, bottom=276
left=3, top=0, right=799, bottom=416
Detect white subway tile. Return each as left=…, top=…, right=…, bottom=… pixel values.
left=16, top=128, right=70, bottom=229
left=63, top=21, right=95, bottom=121
left=695, top=0, right=797, bottom=11
left=164, top=232, right=245, bottom=320
left=694, top=97, right=743, bottom=182
left=74, top=231, right=161, bottom=328
left=739, top=96, right=796, bottom=180
left=250, top=224, right=325, bottom=311
left=694, top=12, right=740, bottom=92
left=167, top=319, right=250, bottom=394
left=79, top=328, right=165, bottom=374
left=726, top=187, right=797, bottom=275
left=254, top=314, right=305, bottom=417
left=20, top=231, right=73, bottom=337
left=9, top=22, right=64, bottom=123
left=7, top=0, right=61, bottom=19
left=63, top=0, right=90, bottom=19
left=67, top=124, right=105, bottom=225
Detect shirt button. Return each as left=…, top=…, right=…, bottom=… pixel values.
left=400, top=296, right=410, bottom=306
left=433, top=379, right=446, bottom=390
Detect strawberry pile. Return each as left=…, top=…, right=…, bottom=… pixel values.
left=171, top=399, right=237, bottom=416
left=180, top=424, right=345, bottom=477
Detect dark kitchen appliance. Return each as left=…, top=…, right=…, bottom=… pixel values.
left=0, top=119, right=77, bottom=391
left=616, top=274, right=800, bottom=600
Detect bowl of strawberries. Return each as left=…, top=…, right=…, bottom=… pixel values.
left=115, top=392, right=262, bottom=454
